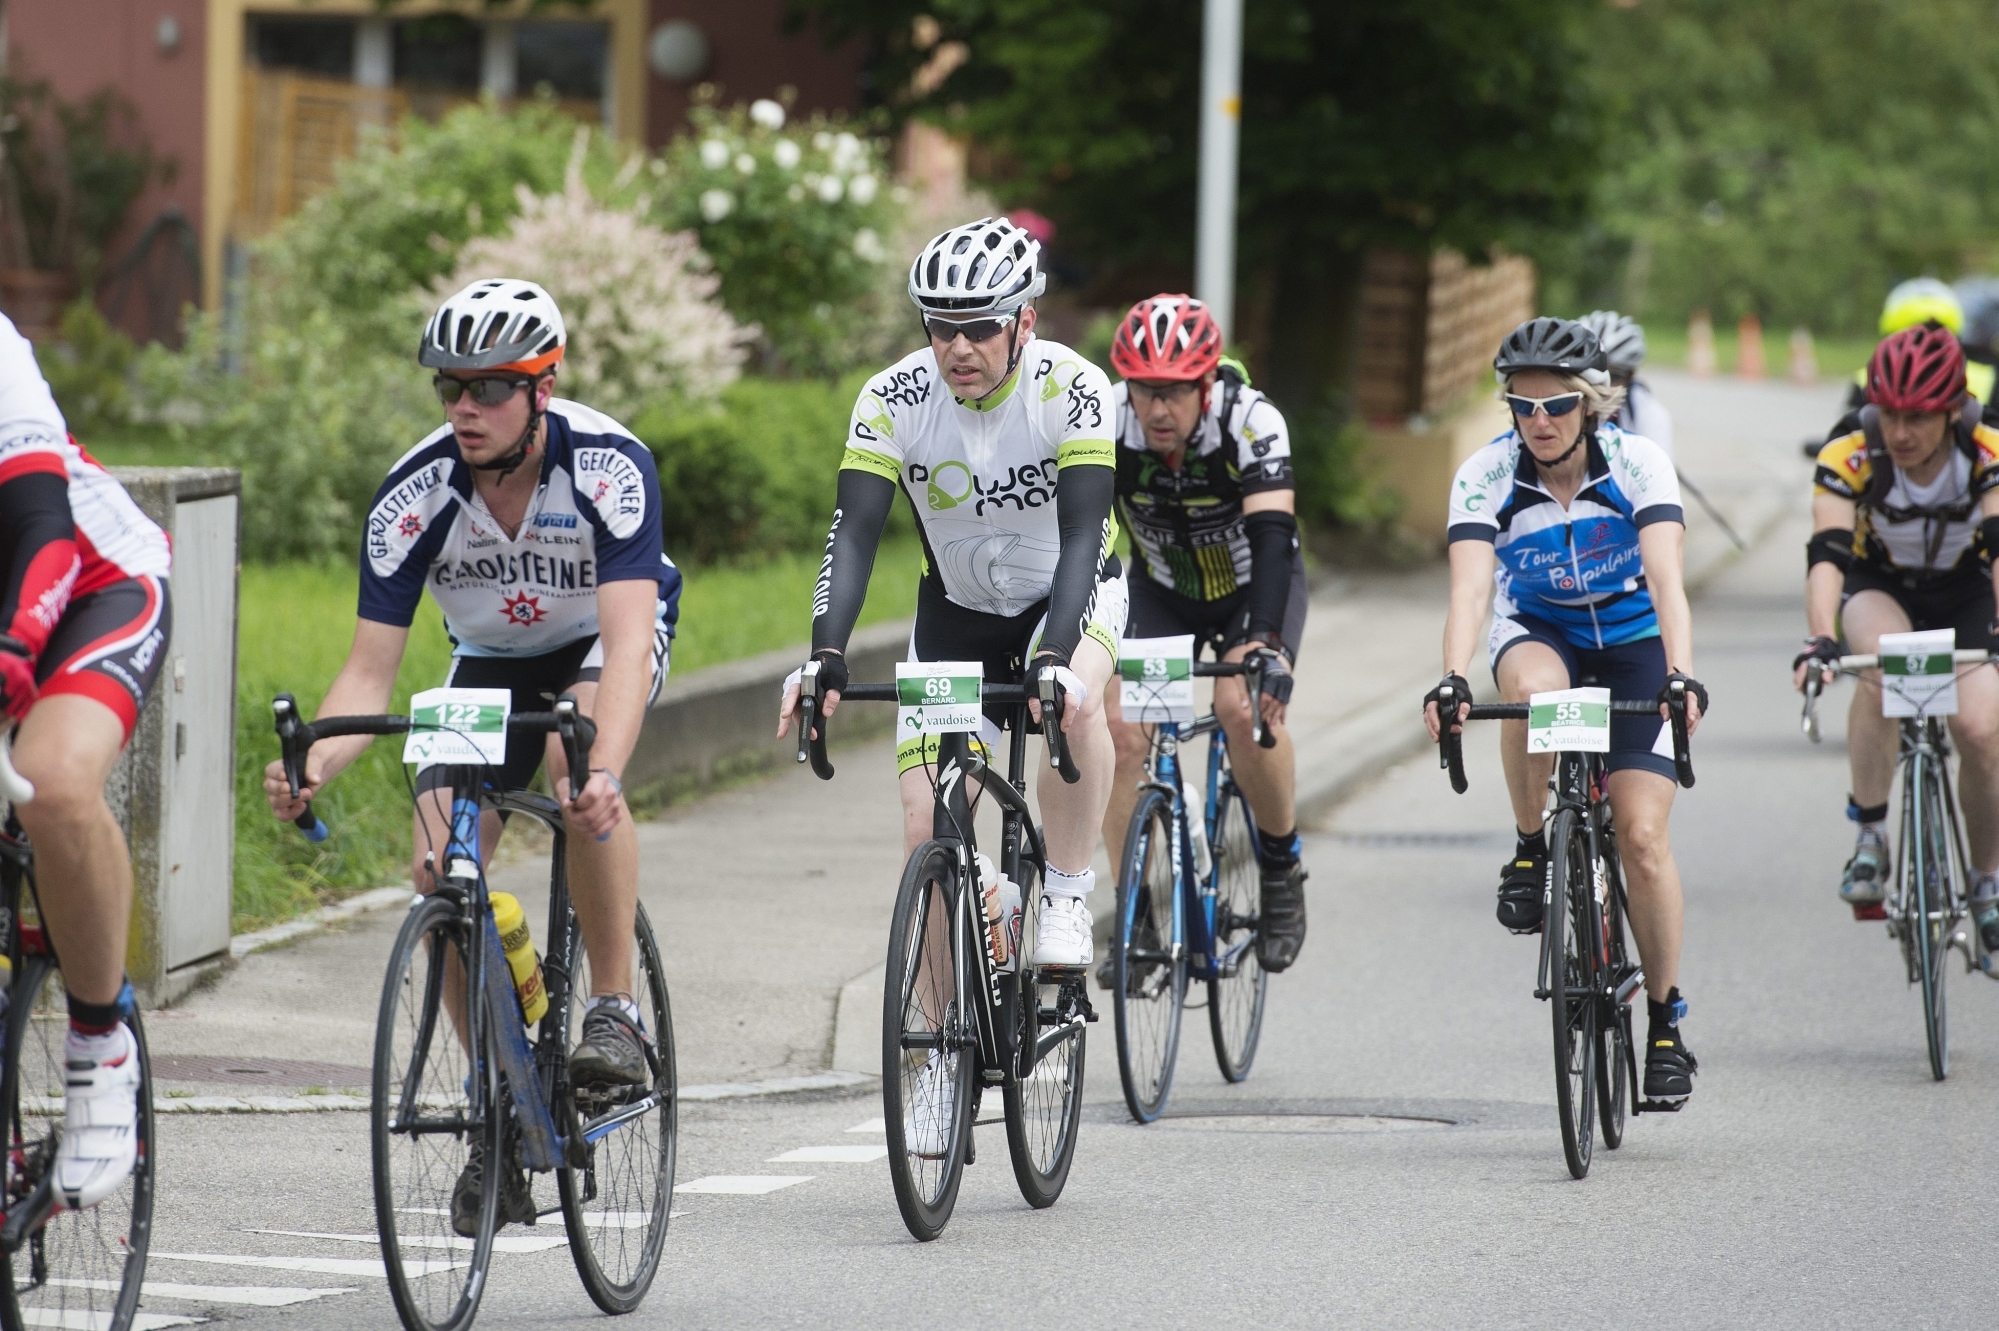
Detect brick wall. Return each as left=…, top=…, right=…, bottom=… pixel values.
left=1355, top=247, right=1535, bottom=424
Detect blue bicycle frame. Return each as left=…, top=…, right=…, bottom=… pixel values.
left=1148, top=720, right=1258, bottom=983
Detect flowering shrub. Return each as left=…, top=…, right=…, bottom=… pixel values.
left=437, top=157, right=753, bottom=421
left=652, top=96, right=900, bottom=375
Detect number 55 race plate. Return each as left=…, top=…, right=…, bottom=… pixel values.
left=1526, top=687, right=1611, bottom=754
left=405, top=687, right=512, bottom=765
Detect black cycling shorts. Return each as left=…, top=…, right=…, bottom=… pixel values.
left=37, top=575, right=171, bottom=741
left=415, top=629, right=668, bottom=796
left=1123, top=550, right=1307, bottom=663
left=1490, top=612, right=1674, bottom=780
left=1842, top=563, right=1998, bottom=651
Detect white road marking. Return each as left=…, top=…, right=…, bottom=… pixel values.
left=673, top=1176, right=812, bottom=1195
left=43, top=1279, right=353, bottom=1307
left=766, top=1145, right=888, bottom=1163
left=17, top=1311, right=202, bottom=1330
left=250, top=1228, right=567, bottom=1254
left=845, top=1118, right=886, bottom=1134
left=149, top=1252, right=460, bottom=1279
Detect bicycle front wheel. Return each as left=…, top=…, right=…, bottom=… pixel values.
left=372, top=894, right=497, bottom=1331
left=1545, top=806, right=1597, bottom=1180
left=1912, top=756, right=1952, bottom=1081
left=1113, top=788, right=1185, bottom=1122
left=1594, top=840, right=1634, bottom=1150
left=0, top=956, right=154, bottom=1331
left=558, top=901, right=676, bottom=1312
left=1006, top=873, right=1086, bottom=1208
left=882, top=841, right=975, bottom=1240
left=1208, top=777, right=1267, bottom=1081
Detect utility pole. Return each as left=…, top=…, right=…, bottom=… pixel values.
left=1195, top=0, right=1243, bottom=342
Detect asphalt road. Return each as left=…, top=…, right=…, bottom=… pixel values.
left=118, top=371, right=1999, bottom=1330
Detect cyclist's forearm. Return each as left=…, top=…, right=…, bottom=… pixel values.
left=1805, top=561, right=1845, bottom=640
left=1640, top=523, right=1693, bottom=672
left=1242, top=494, right=1298, bottom=638
left=585, top=580, right=660, bottom=779
left=1442, top=540, right=1495, bottom=677
left=810, top=470, right=896, bottom=655
left=1041, top=463, right=1116, bottom=661
left=306, top=619, right=408, bottom=785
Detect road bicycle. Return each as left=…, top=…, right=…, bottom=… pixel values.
left=1801, top=649, right=1996, bottom=1080
left=795, top=665, right=1092, bottom=1241
left=1110, top=654, right=1275, bottom=1123
left=1432, top=678, right=1695, bottom=1179
left=0, top=735, right=154, bottom=1331
left=275, top=694, right=675, bottom=1330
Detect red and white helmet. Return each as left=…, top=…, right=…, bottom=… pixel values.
left=1110, top=294, right=1222, bottom=381
left=419, top=278, right=566, bottom=376
left=1867, top=323, right=1966, bottom=413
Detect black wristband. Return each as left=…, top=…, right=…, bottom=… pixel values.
left=1242, top=509, right=1299, bottom=638
left=1806, top=527, right=1855, bottom=574
left=1977, top=515, right=1999, bottom=568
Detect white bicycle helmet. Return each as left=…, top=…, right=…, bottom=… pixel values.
left=1577, top=310, right=1647, bottom=376
left=907, top=218, right=1047, bottom=315
left=420, top=278, right=566, bottom=375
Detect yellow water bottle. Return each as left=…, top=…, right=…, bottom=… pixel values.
left=490, top=892, right=548, bottom=1026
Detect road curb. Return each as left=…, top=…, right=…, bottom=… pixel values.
left=148, top=1069, right=877, bottom=1114
left=830, top=965, right=885, bottom=1076
left=228, top=886, right=412, bottom=961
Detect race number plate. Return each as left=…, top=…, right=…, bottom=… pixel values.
left=1526, top=687, right=1611, bottom=754
left=1118, top=635, right=1196, bottom=724
left=1879, top=628, right=1957, bottom=718
left=404, top=687, right=511, bottom=765
left=897, top=661, right=983, bottom=736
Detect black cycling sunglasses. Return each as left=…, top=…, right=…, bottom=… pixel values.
left=923, top=313, right=1017, bottom=345
left=434, top=374, right=530, bottom=407
left=1505, top=391, right=1585, bottom=419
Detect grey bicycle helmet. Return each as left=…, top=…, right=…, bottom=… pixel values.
left=1493, top=317, right=1608, bottom=378
left=1576, top=310, right=1647, bottom=376
left=1957, top=277, right=1999, bottom=355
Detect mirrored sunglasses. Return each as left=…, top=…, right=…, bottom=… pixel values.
left=1505, top=392, right=1585, bottom=419
left=434, top=374, right=529, bottom=407
left=923, top=313, right=1016, bottom=345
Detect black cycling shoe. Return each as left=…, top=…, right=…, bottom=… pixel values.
left=1496, top=852, right=1546, bottom=934
left=450, top=1132, right=536, bottom=1237
left=569, top=1001, right=650, bottom=1088
left=1256, top=861, right=1308, bottom=972
left=1641, top=1031, right=1698, bottom=1111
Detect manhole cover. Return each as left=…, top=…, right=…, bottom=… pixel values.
left=150, top=1055, right=370, bottom=1087
left=1159, top=1113, right=1452, bottom=1134
left=1322, top=831, right=1510, bottom=850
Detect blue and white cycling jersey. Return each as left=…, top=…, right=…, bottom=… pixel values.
left=1446, top=423, right=1682, bottom=649
left=358, top=399, right=680, bottom=657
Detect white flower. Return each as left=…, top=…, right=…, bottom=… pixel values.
left=734, top=153, right=757, bottom=175
left=848, top=172, right=878, bottom=205
left=699, top=139, right=730, bottom=170
left=749, top=98, right=786, bottom=130
left=831, top=131, right=865, bottom=172
left=852, top=227, right=885, bottom=262
left=787, top=183, right=806, bottom=202
left=699, top=188, right=734, bottom=222
left=772, top=139, right=801, bottom=170
left=649, top=158, right=668, bottom=177
left=812, top=131, right=833, bottom=151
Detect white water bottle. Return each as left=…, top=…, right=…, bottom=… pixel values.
left=1188, top=811, right=1213, bottom=881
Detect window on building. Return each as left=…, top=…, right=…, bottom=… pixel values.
left=394, top=14, right=482, bottom=93
left=517, top=23, right=608, bottom=102
left=249, top=16, right=356, bottom=77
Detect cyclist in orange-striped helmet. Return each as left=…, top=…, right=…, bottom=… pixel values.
left=1103, top=294, right=1311, bottom=973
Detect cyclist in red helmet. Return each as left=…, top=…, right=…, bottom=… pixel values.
left=1796, top=323, right=1999, bottom=936
left=1099, top=294, right=1310, bottom=971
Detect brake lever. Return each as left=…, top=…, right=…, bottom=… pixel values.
left=1667, top=679, right=1696, bottom=789
left=1037, top=672, right=1080, bottom=784
left=1801, top=670, right=1824, bottom=744
left=1245, top=654, right=1274, bottom=749
left=794, top=661, right=835, bottom=780
left=1434, top=682, right=1468, bottom=795
left=273, top=693, right=328, bottom=842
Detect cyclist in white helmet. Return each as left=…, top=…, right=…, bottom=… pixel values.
left=1579, top=310, right=1673, bottom=461
left=262, top=278, right=680, bottom=1236
left=778, top=217, right=1127, bottom=995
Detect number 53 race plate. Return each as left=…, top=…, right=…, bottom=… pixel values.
left=405, top=687, right=512, bottom=765
left=1526, top=687, right=1611, bottom=754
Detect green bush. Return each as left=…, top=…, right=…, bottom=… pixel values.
left=1290, top=396, right=1402, bottom=536
left=36, top=298, right=136, bottom=434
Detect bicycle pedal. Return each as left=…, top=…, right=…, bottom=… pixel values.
left=1851, top=903, right=1888, bottom=922
left=1636, top=1097, right=1687, bottom=1114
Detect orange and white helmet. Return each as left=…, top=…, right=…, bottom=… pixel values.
left=419, top=278, right=566, bottom=376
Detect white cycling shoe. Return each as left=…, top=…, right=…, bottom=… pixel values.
left=1032, top=895, right=1093, bottom=969
left=55, top=1023, right=141, bottom=1210
left=905, top=1054, right=954, bottom=1159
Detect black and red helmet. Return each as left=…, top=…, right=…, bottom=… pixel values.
left=1867, top=322, right=1966, bottom=413
left=1111, top=295, right=1223, bottom=381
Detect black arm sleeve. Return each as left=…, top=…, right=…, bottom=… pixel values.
left=1243, top=508, right=1298, bottom=638
left=1039, top=464, right=1117, bottom=663
left=0, top=470, right=76, bottom=656
left=809, top=469, right=897, bottom=655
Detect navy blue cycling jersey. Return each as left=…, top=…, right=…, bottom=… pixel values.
left=1447, top=423, right=1682, bottom=649
left=358, top=399, right=680, bottom=657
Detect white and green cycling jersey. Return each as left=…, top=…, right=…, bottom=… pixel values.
left=837, top=337, right=1118, bottom=618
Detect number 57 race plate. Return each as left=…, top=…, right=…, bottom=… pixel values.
left=405, top=687, right=512, bottom=765
left=1526, top=687, right=1611, bottom=754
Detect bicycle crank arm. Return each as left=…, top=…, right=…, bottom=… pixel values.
left=0, top=1174, right=54, bottom=1251
left=580, top=1091, right=663, bottom=1145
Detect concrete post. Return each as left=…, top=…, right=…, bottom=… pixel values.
left=1195, top=0, right=1243, bottom=341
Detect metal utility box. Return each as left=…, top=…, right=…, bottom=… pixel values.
left=109, top=467, right=241, bottom=1007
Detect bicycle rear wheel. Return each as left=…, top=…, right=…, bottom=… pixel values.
left=1545, top=806, right=1597, bottom=1180
left=1208, top=776, right=1267, bottom=1082
left=1912, top=756, right=1952, bottom=1081
left=882, top=841, right=975, bottom=1240
left=372, top=894, right=498, bottom=1331
left=1006, top=874, right=1086, bottom=1208
left=559, top=901, right=676, bottom=1312
left=1594, top=840, right=1634, bottom=1150
left=0, top=956, right=153, bottom=1331
left=1113, top=789, right=1185, bottom=1123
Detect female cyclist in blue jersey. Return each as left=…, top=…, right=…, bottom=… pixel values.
left=1421, top=317, right=1708, bottom=1112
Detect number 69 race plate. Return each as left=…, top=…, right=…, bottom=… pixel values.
left=896, top=661, right=983, bottom=736
left=1526, top=687, right=1611, bottom=754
